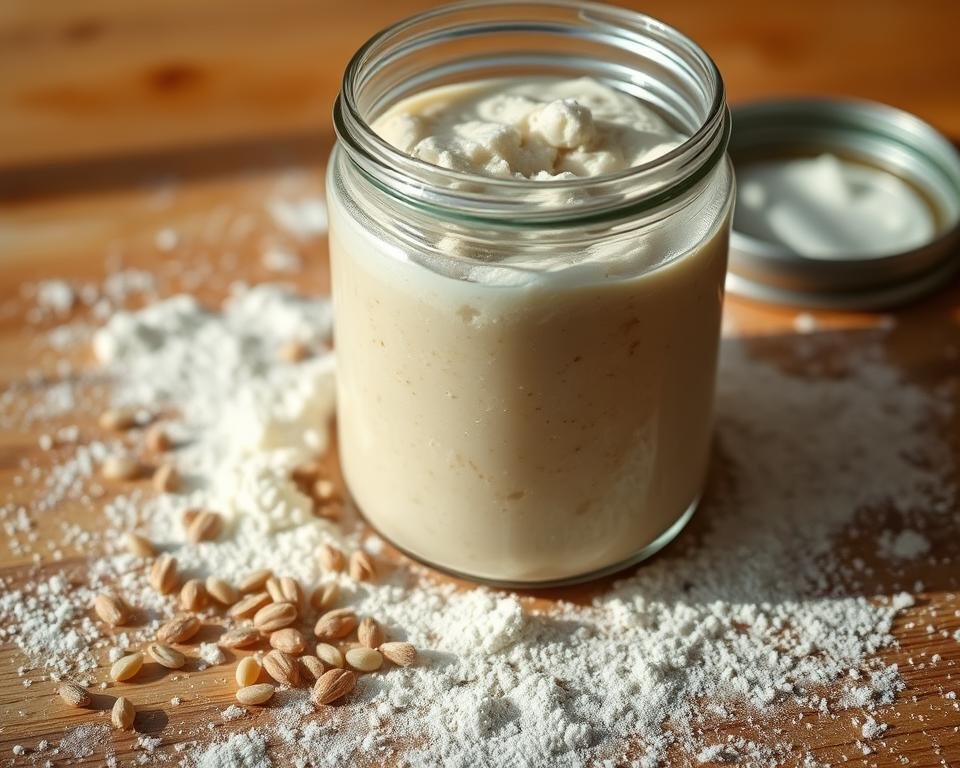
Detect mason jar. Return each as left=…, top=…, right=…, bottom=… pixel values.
left=328, top=0, right=733, bottom=585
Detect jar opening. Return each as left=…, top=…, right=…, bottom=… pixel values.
left=333, top=0, right=730, bottom=225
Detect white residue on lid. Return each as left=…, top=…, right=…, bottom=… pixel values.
left=735, top=153, right=936, bottom=259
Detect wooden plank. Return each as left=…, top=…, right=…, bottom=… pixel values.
left=1, top=1, right=959, bottom=170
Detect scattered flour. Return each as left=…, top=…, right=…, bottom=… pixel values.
left=221, top=705, right=248, bottom=722
left=261, top=247, right=302, bottom=274
left=2, top=273, right=956, bottom=767
left=155, top=227, right=180, bottom=251
left=200, top=642, right=227, bottom=667
left=793, top=312, right=817, bottom=334
left=192, top=729, right=269, bottom=768
left=267, top=197, right=329, bottom=240
left=137, top=735, right=162, bottom=752
left=860, top=715, right=887, bottom=739
left=0, top=574, right=102, bottom=677
left=431, top=591, right=526, bottom=655
left=35, top=280, right=75, bottom=314
left=59, top=725, right=111, bottom=759
left=877, top=528, right=931, bottom=560
left=93, top=284, right=336, bottom=540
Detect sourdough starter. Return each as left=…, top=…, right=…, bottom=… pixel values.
left=330, top=77, right=731, bottom=582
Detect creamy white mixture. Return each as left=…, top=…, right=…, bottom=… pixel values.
left=736, top=153, right=936, bottom=259
left=374, top=77, right=684, bottom=179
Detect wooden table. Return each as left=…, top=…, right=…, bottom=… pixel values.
left=2, top=2, right=959, bottom=765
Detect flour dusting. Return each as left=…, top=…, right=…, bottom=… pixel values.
left=1, top=259, right=957, bottom=767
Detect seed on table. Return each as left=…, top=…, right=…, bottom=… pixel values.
left=320, top=544, right=345, bottom=573
left=379, top=642, right=417, bottom=668
left=237, top=569, right=272, bottom=593
left=310, top=477, right=343, bottom=520
left=144, top=423, right=171, bottom=453
left=253, top=602, right=297, bottom=633
left=349, top=551, right=376, bottom=582
left=265, top=577, right=285, bottom=604
left=111, top=696, right=135, bottom=730
left=315, top=643, right=345, bottom=670
left=312, top=479, right=341, bottom=520
left=279, top=577, right=303, bottom=611
left=314, top=501, right=342, bottom=521
left=312, top=668, right=356, bottom=705
left=218, top=626, right=261, bottom=649
left=235, top=656, right=261, bottom=688
left=99, top=408, right=137, bottom=431
left=279, top=340, right=309, bottom=363
left=299, top=655, right=324, bottom=682
left=310, top=582, right=339, bottom=612
left=153, top=464, right=179, bottom=493
left=186, top=509, right=223, bottom=543
left=236, top=683, right=275, bottom=706
left=94, top=594, right=129, bottom=627
left=125, top=532, right=155, bottom=557
left=110, top=652, right=144, bottom=682
left=101, top=455, right=141, bottom=481
left=269, top=627, right=306, bottom=655
left=314, top=608, right=357, bottom=641
left=149, top=553, right=178, bottom=594
left=148, top=643, right=186, bottom=669
left=228, top=592, right=271, bottom=619
left=179, top=579, right=206, bottom=611
left=58, top=682, right=91, bottom=708
left=156, top=613, right=201, bottom=644
left=357, top=617, right=384, bottom=649
left=345, top=647, right=382, bottom=673
left=291, top=461, right=323, bottom=484
left=262, top=649, right=300, bottom=687
left=206, top=576, right=239, bottom=605
left=313, top=478, right=337, bottom=503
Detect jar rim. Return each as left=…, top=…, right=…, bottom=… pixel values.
left=334, top=0, right=730, bottom=224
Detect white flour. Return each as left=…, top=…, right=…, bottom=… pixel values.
left=92, top=283, right=335, bottom=458
left=877, top=528, right=931, bottom=561
left=193, top=730, right=269, bottom=768
left=93, top=283, right=337, bottom=543
left=1, top=270, right=956, bottom=767
left=267, top=197, right=329, bottom=240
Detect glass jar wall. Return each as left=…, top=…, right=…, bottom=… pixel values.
left=328, top=1, right=734, bottom=585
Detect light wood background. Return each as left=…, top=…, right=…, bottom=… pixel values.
left=1, top=2, right=960, bottom=766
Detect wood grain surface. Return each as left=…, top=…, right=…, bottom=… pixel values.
left=4, top=0, right=960, bottom=179
left=2, top=2, right=960, bottom=766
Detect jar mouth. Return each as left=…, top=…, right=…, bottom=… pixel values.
left=334, top=0, right=729, bottom=224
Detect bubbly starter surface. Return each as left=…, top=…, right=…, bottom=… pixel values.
left=331, top=78, right=730, bottom=582
left=374, top=77, right=683, bottom=179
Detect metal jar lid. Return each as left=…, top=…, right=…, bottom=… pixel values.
left=726, top=98, right=960, bottom=310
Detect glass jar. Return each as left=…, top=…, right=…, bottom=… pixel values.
left=328, top=0, right=734, bottom=585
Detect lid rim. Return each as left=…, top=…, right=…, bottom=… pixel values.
left=726, top=249, right=960, bottom=311
left=727, top=96, right=960, bottom=309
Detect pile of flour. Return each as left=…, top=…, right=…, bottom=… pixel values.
left=2, top=263, right=956, bottom=766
